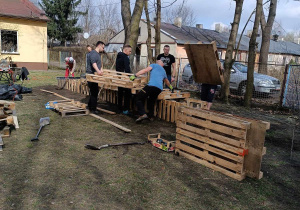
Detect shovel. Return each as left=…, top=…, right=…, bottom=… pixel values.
left=31, top=117, right=50, bottom=141
left=85, top=142, right=145, bottom=150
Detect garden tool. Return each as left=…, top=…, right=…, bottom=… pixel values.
left=85, top=141, right=145, bottom=150
left=31, top=117, right=50, bottom=141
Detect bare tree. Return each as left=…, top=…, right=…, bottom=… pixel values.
left=155, top=0, right=161, bottom=59
left=220, top=0, right=244, bottom=104
left=283, top=31, right=298, bottom=42
left=258, top=0, right=277, bottom=74
left=78, top=0, right=122, bottom=44
left=144, top=0, right=154, bottom=64
left=121, top=0, right=145, bottom=72
left=244, top=0, right=263, bottom=107
left=97, top=3, right=122, bottom=43
left=78, top=0, right=97, bottom=35
left=163, top=2, right=197, bottom=27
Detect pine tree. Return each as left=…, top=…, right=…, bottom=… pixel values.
left=40, top=0, right=85, bottom=46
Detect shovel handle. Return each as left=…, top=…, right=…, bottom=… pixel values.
left=108, top=142, right=145, bottom=147
left=35, top=125, right=44, bottom=138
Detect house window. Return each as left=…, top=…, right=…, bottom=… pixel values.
left=138, top=27, right=141, bottom=36
left=1, top=30, right=18, bottom=53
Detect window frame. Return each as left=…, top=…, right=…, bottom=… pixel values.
left=0, top=29, right=19, bottom=54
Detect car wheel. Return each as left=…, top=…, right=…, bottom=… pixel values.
left=238, top=82, right=247, bottom=96
left=238, top=82, right=256, bottom=96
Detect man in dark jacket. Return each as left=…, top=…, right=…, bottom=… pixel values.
left=116, top=45, right=132, bottom=115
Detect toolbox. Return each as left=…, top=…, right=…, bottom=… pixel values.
left=148, top=133, right=175, bottom=152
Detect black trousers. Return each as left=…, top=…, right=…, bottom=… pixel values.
left=118, top=87, right=131, bottom=111
left=88, top=82, right=99, bottom=110
left=136, top=85, right=161, bottom=117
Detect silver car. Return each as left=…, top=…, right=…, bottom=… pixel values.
left=182, top=62, right=281, bottom=95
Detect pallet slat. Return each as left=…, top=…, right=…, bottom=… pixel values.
left=176, top=106, right=268, bottom=181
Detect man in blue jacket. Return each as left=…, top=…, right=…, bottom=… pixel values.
left=116, top=45, right=132, bottom=114
left=130, top=60, right=173, bottom=122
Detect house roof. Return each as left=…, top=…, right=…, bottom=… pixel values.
left=0, top=0, right=49, bottom=21
left=159, top=22, right=300, bottom=56
left=108, top=20, right=300, bottom=56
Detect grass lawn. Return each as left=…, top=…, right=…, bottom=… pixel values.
left=0, top=70, right=299, bottom=209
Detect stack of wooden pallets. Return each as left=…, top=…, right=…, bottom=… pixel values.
left=175, top=106, right=269, bottom=181
left=0, top=100, right=19, bottom=151
left=49, top=99, right=89, bottom=117
left=86, top=70, right=148, bottom=94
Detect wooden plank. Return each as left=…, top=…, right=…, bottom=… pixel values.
left=177, top=127, right=244, bottom=154
left=90, top=113, right=131, bottom=133
left=178, top=114, right=247, bottom=139
left=162, top=100, right=166, bottom=120
left=243, top=120, right=268, bottom=179
left=166, top=100, right=171, bottom=122
left=170, top=101, right=176, bottom=123
left=176, top=150, right=245, bottom=181
left=40, top=89, right=70, bottom=100
left=13, top=116, right=19, bottom=129
left=176, top=133, right=244, bottom=163
left=0, top=100, right=15, bottom=110
left=176, top=142, right=243, bottom=172
left=180, top=107, right=251, bottom=130
left=4, top=116, right=14, bottom=125
left=96, top=107, right=116, bottom=115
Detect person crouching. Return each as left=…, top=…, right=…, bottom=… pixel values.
left=130, top=60, right=173, bottom=122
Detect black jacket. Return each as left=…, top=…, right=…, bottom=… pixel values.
left=116, top=52, right=131, bottom=73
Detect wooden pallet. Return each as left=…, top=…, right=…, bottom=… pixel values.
left=157, top=90, right=190, bottom=100
left=185, top=41, right=224, bottom=85
left=186, top=98, right=208, bottom=109
left=0, top=101, right=17, bottom=151
left=175, top=106, right=252, bottom=181
left=86, top=69, right=147, bottom=93
left=175, top=106, right=269, bottom=180
left=49, top=99, right=89, bottom=117
left=156, top=100, right=183, bottom=123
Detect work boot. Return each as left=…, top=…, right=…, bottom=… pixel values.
left=91, top=110, right=100, bottom=115
left=136, top=114, right=148, bottom=122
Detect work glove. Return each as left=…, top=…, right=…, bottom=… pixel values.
left=130, top=75, right=137, bottom=81
left=169, top=84, right=174, bottom=93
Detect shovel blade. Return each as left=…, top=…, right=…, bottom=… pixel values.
left=39, top=117, right=50, bottom=127
left=85, top=144, right=100, bottom=150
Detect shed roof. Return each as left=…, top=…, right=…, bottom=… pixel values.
left=0, top=0, right=49, bottom=21
left=159, top=22, right=300, bottom=56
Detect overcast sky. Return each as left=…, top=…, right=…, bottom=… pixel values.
left=33, top=0, right=300, bottom=33
left=166, top=0, right=300, bottom=33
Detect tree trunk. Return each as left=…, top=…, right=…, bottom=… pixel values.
left=121, top=0, right=144, bottom=72
left=155, top=0, right=161, bottom=59
left=260, top=9, right=266, bottom=31
left=220, top=0, right=244, bottom=104
left=121, top=0, right=131, bottom=45
left=244, top=0, right=263, bottom=108
left=144, top=0, right=153, bottom=64
left=258, top=0, right=277, bottom=74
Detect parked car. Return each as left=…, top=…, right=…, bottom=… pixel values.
left=182, top=61, right=281, bottom=95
